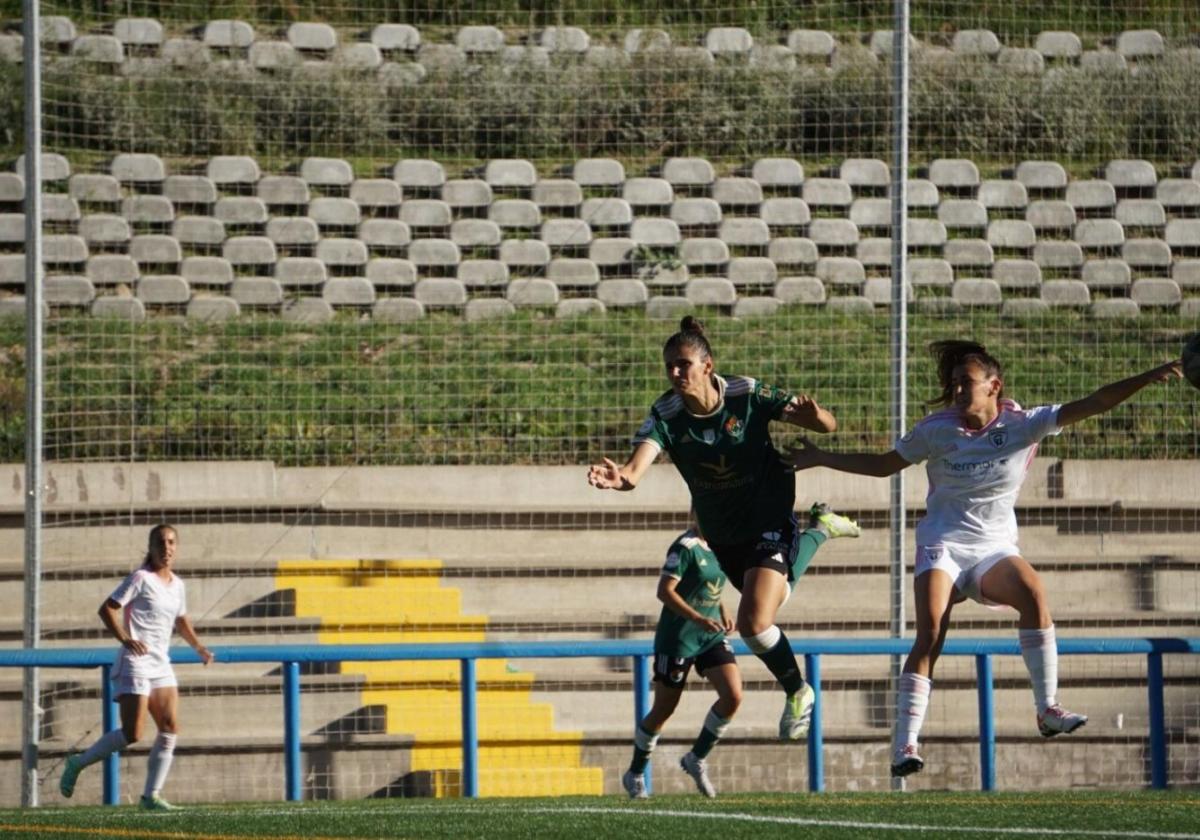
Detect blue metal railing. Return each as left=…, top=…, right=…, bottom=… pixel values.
left=3, top=636, right=1196, bottom=803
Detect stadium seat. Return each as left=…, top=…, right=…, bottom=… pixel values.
left=671, top=198, right=722, bottom=227
left=907, top=179, right=940, bottom=209
left=705, top=27, right=753, bottom=56
left=1074, top=219, right=1125, bottom=249
left=1165, top=219, right=1200, bottom=249
left=1000, top=298, right=1050, bottom=318
left=1174, top=260, right=1200, bottom=289
left=173, top=216, right=226, bottom=247
left=1035, top=31, right=1082, bottom=60
left=87, top=254, right=139, bottom=286
left=938, top=199, right=988, bottom=230
left=111, top=153, right=165, bottom=185
left=1090, top=298, right=1140, bottom=319
left=718, top=218, right=770, bottom=247
left=751, top=158, right=804, bottom=189
left=372, top=297, right=425, bottom=322
left=680, top=238, right=730, bottom=267
left=1066, top=180, right=1117, bottom=212
left=71, top=34, right=124, bottom=64
left=365, top=258, right=416, bottom=289
left=1116, top=30, right=1164, bottom=60
left=630, top=218, right=680, bottom=247
left=500, top=239, right=551, bottom=269
left=43, top=234, right=88, bottom=265
left=773, top=276, right=826, bottom=304
left=624, top=29, right=671, bottom=54
left=274, top=256, right=327, bottom=288
left=856, top=238, right=892, bottom=267
left=1014, top=161, right=1067, bottom=193
left=162, top=38, right=210, bottom=67
left=952, top=29, right=1001, bottom=56
left=15, top=153, right=70, bottom=182
left=786, top=30, right=835, bottom=61
left=596, top=278, right=648, bottom=307
left=265, top=217, right=319, bottom=246
left=979, top=180, right=1029, bottom=209
left=808, top=218, right=859, bottom=247
left=1130, top=278, right=1181, bottom=306
left=485, top=159, right=538, bottom=190
left=451, top=219, right=503, bottom=248
left=952, top=278, right=1002, bottom=306
left=279, top=298, right=333, bottom=323
left=223, top=235, right=276, bottom=267
left=930, top=159, right=980, bottom=190
left=399, top=200, right=453, bottom=228
left=457, top=26, right=505, bottom=54
left=531, top=180, right=582, bottom=212
left=862, top=277, right=911, bottom=305
left=490, top=199, right=542, bottom=229
left=546, top=258, right=599, bottom=289
left=443, top=179, right=494, bottom=211
left=907, top=218, right=947, bottom=248
left=79, top=214, right=131, bottom=246
left=44, top=274, right=95, bottom=306
left=760, top=198, right=811, bottom=228
left=1033, top=240, right=1083, bottom=269
left=840, top=158, right=889, bottom=190
left=662, top=157, right=715, bottom=188
left=215, top=197, right=269, bottom=226
left=309, top=197, right=361, bottom=228
left=186, top=295, right=239, bottom=321
left=207, top=156, right=261, bottom=187
left=686, top=276, right=736, bottom=305
left=732, top=297, right=782, bottom=317
left=204, top=20, right=255, bottom=50
left=323, top=277, right=375, bottom=306
left=1115, top=199, right=1166, bottom=229
left=997, top=47, right=1044, bottom=75
left=540, top=27, right=589, bottom=53
left=802, top=178, right=853, bottom=209
left=316, top=237, right=374, bottom=268
left=1027, top=200, right=1077, bottom=231
left=556, top=298, right=605, bottom=318
left=394, top=159, right=446, bottom=190
left=540, top=219, right=592, bottom=248
left=249, top=41, right=298, bottom=70
left=580, top=197, right=632, bottom=228
left=506, top=278, right=559, bottom=307
left=70, top=174, right=121, bottom=204
left=257, top=175, right=310, bottom=207
left=414, top=277, right=467, bottom=307
left=163, top=175, right=217, bottom=206
left=993, top=258, right=1042, bottom=289
left=136, top=274, right=190, bottom=305
left=945, top=239, right=995, bottom=268
left=727, top=256, right=776, bottom=288
left=572, top=159, right=625, bottom=188
left=713, top=177, right=763, bottom=208
left=288, top=22, right=336, bottom=54
left=827, top=294, right=875, bottom=314
left=587, top=238, right=635, bottom=267
left=816, top=256, right=865, bottom=286
left=850, top=198, right=889, bottom=229
left=1081, top=258, right=1131, bottom=290
left=1040, top=279, right=1090, bottom=306
left=300, top=158, right=353, bottom=189
left=457, top=259, right=509, bottom=289
left=371, top=24, right=420, bottom=53
left=181, top=256, right=234, bottom=288
left=336, top=43, right=382, bottom=70
left=465, top=298, right=516, bottom=321
left=906, top=257, right=954, bottom=287
left=39, top=15, right=77, bottom=48
left=91, top=294, right=146, bottom=320
left=350, top=179, right=402, bottom=210
left=358, top=219, right=412, bottom=249
left=130, top=234, right=182, bottom=266
left=1122, top=238, right=1172, bottom=268
left=230, top=277, right=282, bottom=306
left=44, top=195, right=81, bottom=223
left=622, top=178, right=673, bottom=209
left=1106, top=159, right=1157, bottom=191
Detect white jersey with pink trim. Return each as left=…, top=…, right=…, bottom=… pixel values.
left=894, top=399, right=1062, bottom=546
left=108, top=568, right=187, bottom=678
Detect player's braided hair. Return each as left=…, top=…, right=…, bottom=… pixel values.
left=143, top=523, right=177, bottom=568
left=664, top=315, right=712, bottom=360
left=928, top=340, right=1004, bottom=406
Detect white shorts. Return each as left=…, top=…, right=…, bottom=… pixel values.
left=112, top=670, right=177, bottom=698
left=915, top=541, right=1020, bottom=606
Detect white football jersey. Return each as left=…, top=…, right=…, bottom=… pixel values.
left=894, top=399, right=1061, bottom=546
left=109, top=567, right=187, bottom=677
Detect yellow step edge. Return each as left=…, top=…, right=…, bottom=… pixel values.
left=276, top=558, right=444, bottom=573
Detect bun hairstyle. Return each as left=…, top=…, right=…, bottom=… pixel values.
left=663, top=315, right=713, bottom=360
left=143, top=523, right=177, bottom=567
left=928, top=339, right=1004, bottom=406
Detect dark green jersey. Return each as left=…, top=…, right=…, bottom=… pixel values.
left=653, top=530, right=727, bottom=658
left=634, top=374, right=796, bottom=545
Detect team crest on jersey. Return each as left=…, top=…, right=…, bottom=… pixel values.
left=988, top=427, right=1008, bottom=448
left=724, top=416, right=744, bottom=438
left=757, top=385, right=772, bottom=399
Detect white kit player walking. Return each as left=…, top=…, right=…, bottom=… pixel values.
left=786, top=340, right=1181, bottom=778
left=59, top=524, right=214, bottom=809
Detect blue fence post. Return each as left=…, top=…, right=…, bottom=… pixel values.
left=633, top=655, right=651, bottom=793
left=804, top=653, right=823, bottom=793
left=100, top=664, right=118, bottom=805
left=1147, top=652, right=1167, bottom=790
left=975, top=654, right=996, bottom=792
left=283, top=661, right=301, bottom=801
left=461, top=658, right=479, bottom=798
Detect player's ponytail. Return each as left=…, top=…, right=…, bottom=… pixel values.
left=664, top=315, right=713, bottom=361
left=928, top=340, right=1004, bottom=406
left=143, top=523, right=177, bottom=568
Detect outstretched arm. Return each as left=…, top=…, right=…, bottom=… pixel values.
left=782, top=436, right=910, bottom=477
left=175, top=615, right=214, bottom=665
left=1057, top=360, right=1181, bottom=428
left=587, top=441, right=660, bottom=491
left=780, top=395, right=837, bottom=433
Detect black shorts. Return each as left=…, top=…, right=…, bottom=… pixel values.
left=652, top=639, right=736, bottom=687
left=708, top=515, right=799, bottom=592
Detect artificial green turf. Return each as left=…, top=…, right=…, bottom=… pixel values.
left=1, top=791, right=1198, bottom=839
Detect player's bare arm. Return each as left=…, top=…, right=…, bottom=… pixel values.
left=99, top=597, right=148, bottom=656
left=175, top=615, right=214, bottom=665
left=657, top=576, right=724, bottom=634
left=1057, top=360, right=1182, bottom=428
left=587, top=441, right=658, bottom=491
left=784, top=436, right=910, bottom=477
left=780, top=395, right=837, bottom=433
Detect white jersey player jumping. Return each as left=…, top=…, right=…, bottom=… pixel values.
left=786, top=339, right=1181, bottom=778
left=59, top=524, right=214, bottom=810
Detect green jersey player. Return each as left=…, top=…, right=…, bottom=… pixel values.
left=589, top=315, right=862, bottom=745
left=623, top=527, right=741, bottom=799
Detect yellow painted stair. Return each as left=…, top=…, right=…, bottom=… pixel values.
left=275, top=559, right=603, bottom=797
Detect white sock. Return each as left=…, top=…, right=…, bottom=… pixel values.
left=143, top=733, right=177, bottom=799
left=633, top=724, right=659, bottom=753
left=1020, top=625, right=1058, bottom=713
left=893, top=673, right=932, bottom=751
left=79, top=729, right=128, bottom=768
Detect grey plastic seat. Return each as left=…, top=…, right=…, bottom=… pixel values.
left=540, top=27, right=590, bottom=53
left=752, top=158, right=804, bottom=189
left=39, top=15, right=77, bottom=48
left=572, top=158, right=625, bottom=188
left=728, top=256, right=776, bottom=288
left=223, top=235, right=277, bottom=267
left=624, top=29, right=671, bottom=53
left=906, top=258, right=953, bottom=287
left=394, top=159, right=446, bottom=190
left=532, top=180, right=582, bottom=211
left=215, top=197, right=268, bottom=226
left=44, top=275, right=95, bottom=306
left=112, top=153, right=166, bottom=184
left=705, top=27, right=753, bottom=56
left=952, top=29, right=1001, bottom=57
left=229, top=277, right=282, bottom=306
left=1026, top=200, right=1077, bottom=231
left=540, top=218, right=592, bottom=248
left=1130, top=278, right=1181, bottom=306
left=1117, top=30, right=1164, bottom=60
left=121, top=195, right=174, bottom=226
left=850, top=198, right=890, bottom=229
left=207, top=156, right=260, bottom=187
left=979, top=180, right=1028, bottom=210
left=760, top=198, right=811, bottom=227
left=1082, top=259, right=1131, bottom=289
left=856, top=238, right=892, bottom=267
left=15, top=153, right=70, bottom=182
left=457, top=259, right=509, bottom=288
left=623, top=178, right=673, bottom=208
left=713, top=177, right=763, bottom=207
left=685, top=277, right=737, bottom=305
left=1090, top=299, right=1140, bottom=320
left=249, top=41, right=298, bottom=70
left=631, top=218, right=681, bottom=247
left=768, top=237, right=817, bottom=266
left=490, top=199, right=542, bottom=229
left=1106, top=160, right=1157, bottom=190
left=173, top=216, right=226, bottom=246
left=1014, top=162, right=1067, bottom=192
left=1173, top=260, right=1200, bottom=289
left=323, top=277, right=375, bottom=306
left=365, top=258, right=416, bottom=288
left=403, top=238, right=457, bottom=269
left=907, top=179, right=940, bottom=209
left=204, top=20, right=255, bottom=50
left=485, top=159, right=538, bottom=189
left=87, top=254, right=140, bottom=286
left=181, top=256, right=234, bottom=288
left=816, top=256, right=865, bottom=286
left=1066, top=180, right=1117, bottom=211
left=457, top=25, right=505, bottom=54
left=802, top=178, right=853, bottom=208
left=951, top=278, right=1002, bottom=306
left=44, top=194, right=82, bottom=223
left=130, top=234, right=182, bottom=266
left=165, top=175, right=218, bottom=206
left=1074, top=219, right=1125, bottom=249
left=371, top=24, right=421, bottom=53
left=596, top=278, right=648, bottom=308
left=580, top=197, right=633, bottom=228
left=1035, top=31, right=1082, bottom=60
left=808, top=219, right=859, bottom=247
left=359, top=219, right=411, bottom=249
left=273, top=256, right=327, bottom=288
left=546, top=258, right=599, bottom=288
left=987, top=220, right=1037, bottom=249
left=993, top=259, right=1042, bottom=289
left=773, top=276, right=826, bottom=305
left=350, top=179, right=402, bottom=210
left=945, top=239, right=995, bottom=268
left=309, top=197, right=361, bottom=227
left=288, top=22, right=336, bottom=54
left=930, top=159, right=980, bottom=190
left=372, top=298, right=426, bottom=323
left=998, top=48, right=1044, bottom=75
left=451, top=219, right=503, bottom=248
left=1165, top=219, right=1200, bottom=249
left=257, top=176, right=310, bottom=206
left=43, top=234, right=88, bottom=265
left=1040, top=279, right=1091, bottom=307
left=680, top=238, right=730, bottom=267
left=588, top=238, right=635, bottom=267
left=265, top=217, right=319, bottom=246
left=72, top=35, right=124, bottom=64
left=786, top=30, right=835, bottom=61
left=662, top=157, right=715, bottom=188
left=137, top=274, right=190, bottom=305
left=718, top=218, right=770, bottom=247
left=400, top=200, right=453, bottom=228
left=70, top=174, right=122, bottom=204
left=908, top=219, right=948, bottom=248
left=300, top=157, right=353, bottom=188
left=840, top=159, right=889, bottom=190
left=1033, top=241, right=1084, bottom=269
left=1122, top=238, right=1172, bottom=268
left=80, top=214, right=131, bottom=246
left=507, top=278, right=559, bottom=307
left=442, top=179, right=493, bottom=210
left=939, top=199, right=988, bottom=230
left=162, top=39, right=210, bottom=67
left=500, top=239, right=551, bottom=268
left=671, top=198, right=722, bottom=227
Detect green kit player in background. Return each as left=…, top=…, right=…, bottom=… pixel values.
left=622, top=525, right=740, bottom=799
left=590, top=315, right=862, bottom=745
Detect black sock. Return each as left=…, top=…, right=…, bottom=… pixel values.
left=757, top=630, right=805, bottom=695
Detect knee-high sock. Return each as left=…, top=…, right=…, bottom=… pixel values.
left=893, top=673, right=932, bottom=749
left=1020, top=625, right=1058, bottom=712
left=690, top=705, right=731, bottom=760
left=789, top=528, right=827, bottom=587
left=744, top=625, right=804, bottom=695
left=143, top=733, right=177, bottom=799
left=78, top=729, right=128, bottom=768
left=628, top=723, right=659, bottom=775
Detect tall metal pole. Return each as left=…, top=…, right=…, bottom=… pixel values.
left=888, top=0, right=911, bottom=792
left=21, top=0, right=45, bottom=809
